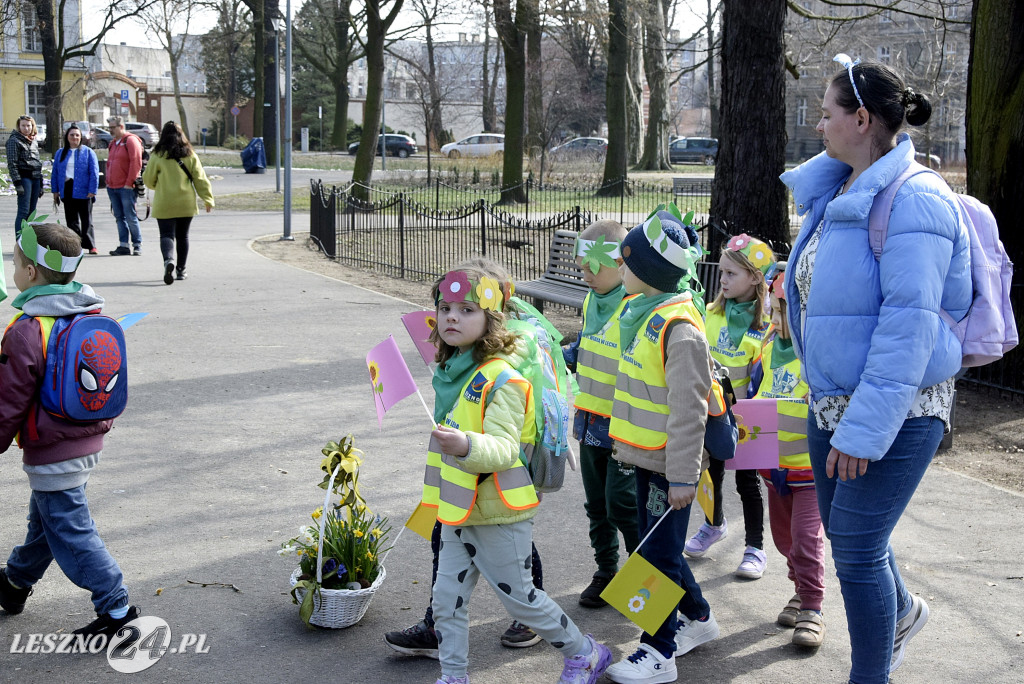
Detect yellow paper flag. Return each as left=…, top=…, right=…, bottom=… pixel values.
left=405, top=502, right=437, bottom=541
left=696, top=468, right=714, bottom=524
left=600, top=552, right=685, bottom=635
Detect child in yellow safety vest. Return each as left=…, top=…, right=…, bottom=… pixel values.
left=753, top=264, right=826, bottom=647
left=422, top=258, right=611, bottom=684
left=561, top=219, right=640, bottom=609
left=604, top=206, right=721, bottom=683
left=685, top=234, right=776, bottom=581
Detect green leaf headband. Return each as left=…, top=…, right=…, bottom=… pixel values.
left=574, top=235, right=621, bottom=274
left=639, top=202, right=705, bottom=275
left=18, top=216, right=84, bottom=273
left=436, top=271, right=508, bottom=312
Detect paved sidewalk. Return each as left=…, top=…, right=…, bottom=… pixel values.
left=0, top=205, right=1021, bottom=683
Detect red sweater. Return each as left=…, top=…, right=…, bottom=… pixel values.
left=105, top=133, right=143, bottom=189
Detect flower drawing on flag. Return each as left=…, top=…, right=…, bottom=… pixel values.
left=735, top=415, right=762, bottom=444
left=425, top=315, right=437, bottom=330
left=476, top=276, right=502, bottom=310
left=439, top=271, right=471, bottom=303
left=628, top=595, right=646, bottom=613
left=368, top=361, right=383, bottom=394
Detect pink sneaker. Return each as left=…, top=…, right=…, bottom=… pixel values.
left=559, top=634, right=612, bottom=684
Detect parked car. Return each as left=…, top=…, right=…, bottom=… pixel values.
left=35, top=124, right=46, bottom=145
left=347, top=133, right=418, bottom=158
left=124, top=122, right=159, bottom=149
left=92, top=126, right=113, bottom=149
left=440, top=133, right=505, bottom=159
left=915, top=151, right=942, bottom=169
left=669, top=136, right=718, bottom=165
left=550, top=137, right=608, bottom=161
left=61, top=120, right=96, bottom=147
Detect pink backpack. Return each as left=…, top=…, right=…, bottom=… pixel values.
left=868, top=162, right=1018, bottom=368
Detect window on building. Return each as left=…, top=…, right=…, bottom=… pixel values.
left=26, top=83, right=45, bottom=119
left=796, top=97, right=807, bottom=127
left=22, top=7, right=42, bottom=52
left=406, top=83, right=416, bottom=99
left=878, top=46, right=891, bottom=64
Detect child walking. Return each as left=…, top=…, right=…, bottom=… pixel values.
left=685, top=235, right=775, bottom=580
left=562, top=219, right=639, bottom=608
left=424, top=259, right=611, bottom=684
left=754, top=265, right=826, bottom=647
left=605, top=207, right=720, bottom=684
left=0, top=223, right=139, bottom=640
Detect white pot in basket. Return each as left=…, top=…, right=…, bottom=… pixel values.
left=290, top=566, right=387, bottom=629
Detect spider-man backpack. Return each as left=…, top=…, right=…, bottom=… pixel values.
left=6, top=312, right=128, bottom=423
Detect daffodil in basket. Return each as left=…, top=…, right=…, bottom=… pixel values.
left=281, top=435, right=392, bottom=628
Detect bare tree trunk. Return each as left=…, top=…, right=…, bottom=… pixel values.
left=711, top=0, right=788, bottom=250
left=599, top=0, right=628, bottom=193
left=525, top=2, right=543, bottom=157
left=967, top=0, right=1024, bottom=275
left=494, top=0, right=530, bottom=203
left=636, top=0, right=671, bottom=170
left=424, top=23, right=445, bottom=149
left=626, top=15, right=644, bottom=167
left=331, top=2, right=352, bottom=149
left=29, top=0, right=62, bottom=155
left=706, top=0, right=718, bottom=138
left=261, top=0, right=277, bottom=163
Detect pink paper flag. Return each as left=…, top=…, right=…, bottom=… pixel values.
left=366, top=335, right=419, bottom=427
left=401, top=310, right=438, bottom=366
left=727, top=398, right=781, bottom=470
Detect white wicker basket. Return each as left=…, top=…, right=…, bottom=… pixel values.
left=290, top=565, right=386, bottom=629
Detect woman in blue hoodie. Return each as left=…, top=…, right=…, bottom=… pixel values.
left=51, top=124, right=100, bottom=254
left=780, top=56, right=970, bottom=684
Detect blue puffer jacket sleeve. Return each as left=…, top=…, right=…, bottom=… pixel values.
left=780, top=134, right=971, bottom=460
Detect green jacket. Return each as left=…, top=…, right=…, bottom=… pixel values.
left=142, top=151, right=215, bottom=219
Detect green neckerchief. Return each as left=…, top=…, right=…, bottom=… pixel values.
left=724, top=298, right=757, bottom=349
left=770, top=335, right=797, bottom=369
left=431, top=349, right=479, bottom=425
left=618, top=292, right=677, bottom=351
left=582, top=284, right=626, bottom=336
left=10, top=282, right=83, bottom=310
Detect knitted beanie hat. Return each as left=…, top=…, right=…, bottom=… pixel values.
left=621, top=204, right=701, bottom=293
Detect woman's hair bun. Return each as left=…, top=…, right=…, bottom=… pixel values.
left=904, top=89, right=932, bottom=127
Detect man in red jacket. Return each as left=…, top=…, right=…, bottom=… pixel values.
left=104, top=116, right=143, bottom=256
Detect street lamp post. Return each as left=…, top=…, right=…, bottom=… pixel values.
left=282, top=0, right=294, bottom=240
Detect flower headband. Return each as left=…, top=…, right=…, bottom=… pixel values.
left=18, top=217, right=84, bottom=273
left=637, top=202, right=705, bottom=274
left=435, top=271, right=510, bottom=312
left=725, top=233, right=775, bottom=275
left=833, top=53, right=865, bottom=109
left=767, top=262, right=786, bottom=301
left=575, top=235, right=621, bottom=275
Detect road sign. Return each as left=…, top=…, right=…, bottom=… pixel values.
left=230, top=105, right=241, bottom=116
left=202, top=128, right=208, bottom=134
left=121, top=89, right=129, bottom=101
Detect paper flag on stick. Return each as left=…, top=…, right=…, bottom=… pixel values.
left=600, top=552, right=685, bottom=635
left=366, top=335, right=419, bottom=427
left=727, top=398, right=781, bottom=470
left=696, top=468, right=714, bottom=523
left=405, top=502, right=437, bottom=541
left=115, top=313, right=149, bottom=330
left=401, top=310, right=438, bottom=366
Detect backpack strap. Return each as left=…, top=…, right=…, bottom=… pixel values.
left=867, top=161, right=937, bottom=260
left=484, top=369, right=516, bottom=407
left=4, top=313, right=55, bottom=361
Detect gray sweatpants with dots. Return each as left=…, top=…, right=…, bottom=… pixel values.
left=432, top=519, right=586, bottom=678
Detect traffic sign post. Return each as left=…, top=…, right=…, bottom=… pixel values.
left=230, top=105, right=240, bottom=140
left=202, top=127, right=208, bottom=152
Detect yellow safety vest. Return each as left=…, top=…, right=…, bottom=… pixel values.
left=705, top=307, right=770, bottom=394
left=574, top=293, right=636, bottom=417
left=422, top=358, right=540, bottom=525
left=754, top=334, right=810, bottom=469
left=609, top=295, right=726, bottom=449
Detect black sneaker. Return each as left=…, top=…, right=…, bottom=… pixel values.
left=176, top=267, right=188, bottom=281
left=132, top=247, right=142, bottom=256
left=500, top=620, right=541, bottom=648
left=73, top=605, right=141, bottom=639
left=0, top=568, right=31, bottom=614
left=163, top=261, right=175, bottom=285
left=109, top=246, right=131, bottom=256
left=383, top=620, right=439, bottom=659
left=579, top=572, right=613, bottom=608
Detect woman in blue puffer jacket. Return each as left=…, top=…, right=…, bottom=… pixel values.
left=780, top=56, right=971, bottom=684
left=51, top=124, right=100, bottom=253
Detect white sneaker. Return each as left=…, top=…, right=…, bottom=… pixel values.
left=683, top=520, right=728, bottom=557
left=734, top=546, right=767, bottom=579
left=674, top=611, right=720, bottom=656
left=605, top=643, right=677, bottom=684
left=891, top=595, right=929, bottom=671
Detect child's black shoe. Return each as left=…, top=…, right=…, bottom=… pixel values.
left=73, top=605, right=140, bottom=638
left=0, top=568, right=32, bottom=614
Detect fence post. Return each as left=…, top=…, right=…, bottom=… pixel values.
left=479, top=198, right=487, bottom=256
left=435, top=177, right=440, bottom=212
left=398, top=193, right=406, bottom=279
left=619, top=178, right=625, bottom=225
left=326, top=189, right=337, bottom=259
left=525, top=177, right=530, bottom=223
left=575, top=205, right=581, bottom=232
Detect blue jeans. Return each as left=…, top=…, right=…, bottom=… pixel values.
left=107, top=187, right=142, bottom=248
left=808, top=416, right=943, bottom=684
left=635, top=467, right=710, bottom=658
left=5, top=486, right=129, bottom=615
left=14, top=177, right=41, bottom=237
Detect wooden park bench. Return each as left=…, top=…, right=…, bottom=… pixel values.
left=672, top=177, right=713, bottom=198
left=516, top=228, right=723, bottom=313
